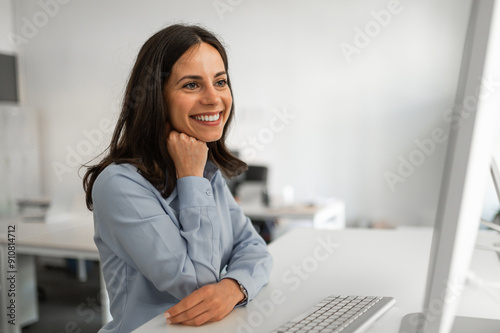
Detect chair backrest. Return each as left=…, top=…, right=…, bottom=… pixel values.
left=237, top=165, right=269, bottom=207
left=244, top=165, right=268, bottom=182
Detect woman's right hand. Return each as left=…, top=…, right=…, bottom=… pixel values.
left=167, top=130, right=208, bottom=178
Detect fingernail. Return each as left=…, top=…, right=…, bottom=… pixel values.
left=166, top=318, right=171, bottom=324
left=164, top=312, right=170, bottom=319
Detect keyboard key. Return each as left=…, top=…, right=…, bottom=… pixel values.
left=274, top=295, right=395, bottom=332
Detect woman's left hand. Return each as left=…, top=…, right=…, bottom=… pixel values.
left=164, top=278, right=245, bottom=326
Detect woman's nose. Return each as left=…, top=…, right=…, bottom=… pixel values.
left=200, top=85, right=221, bottom=105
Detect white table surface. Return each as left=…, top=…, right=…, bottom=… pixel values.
left=0, top=218, right=98, bottom=257
left=0, top=217, right=102, bottom=333
left=132, top=227, right=500, bottom=333
left=241, top=201, right=346, bottom=230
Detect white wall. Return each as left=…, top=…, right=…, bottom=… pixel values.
left=11, top=0, right=478, bottom=225
left=0, top=0, right=15, bottom=54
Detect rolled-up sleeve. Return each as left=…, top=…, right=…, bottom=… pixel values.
left=93, top=167, right=221, bottom=301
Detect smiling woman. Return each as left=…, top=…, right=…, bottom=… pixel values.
left=164, top=42, right=232, bottom=143
left=82, top=24, right=273, bottom=332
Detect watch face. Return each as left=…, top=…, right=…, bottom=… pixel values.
left=239, top=284, right=248, bottom=301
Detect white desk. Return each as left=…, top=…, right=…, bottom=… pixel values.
left=242, top=201, right=346, bottom=230
left=133, top=227, right=500, bottom=333
left=0, top=218, right=109, bottom=333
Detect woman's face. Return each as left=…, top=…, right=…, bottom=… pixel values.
left=164, top=42, right=232, bottom=142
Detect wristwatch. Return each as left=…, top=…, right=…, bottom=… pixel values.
left=236, top=282, right=248, bottom=305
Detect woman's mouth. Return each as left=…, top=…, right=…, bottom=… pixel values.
left=191, top=112, right=221, bottom=122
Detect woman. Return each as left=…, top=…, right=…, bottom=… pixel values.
left=83, top=24, right=273, bottom=332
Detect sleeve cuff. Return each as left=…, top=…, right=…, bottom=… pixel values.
left=221, top=276, right=248, bottom=307
left=176, top=176, right=216, bottom=210
left=222, top=271, right=257, bottom=304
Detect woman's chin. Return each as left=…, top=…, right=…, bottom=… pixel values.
left=193, top=132, right=223, bottom=143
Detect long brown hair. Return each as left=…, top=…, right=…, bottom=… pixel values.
left=83, top=24, right=247, bottom=210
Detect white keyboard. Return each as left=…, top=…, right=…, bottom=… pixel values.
left=272, top=295, right=396, bottom=333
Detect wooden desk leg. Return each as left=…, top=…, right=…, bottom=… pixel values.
left=99, top=265, right=112, bottom=325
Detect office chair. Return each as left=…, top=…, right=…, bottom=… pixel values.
left=233, top=165, right=274, bottom=243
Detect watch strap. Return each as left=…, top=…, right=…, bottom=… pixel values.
left=236, top=282, right=248, bottom=305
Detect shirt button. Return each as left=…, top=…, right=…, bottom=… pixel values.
left=206, top=189, right=212, bottom=196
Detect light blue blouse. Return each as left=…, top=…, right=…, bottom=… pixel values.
left=92, top=162, right=273, bottom=332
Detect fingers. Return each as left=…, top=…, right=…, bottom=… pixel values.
left=167, top=130, right=197, bottom=143
left=165, top=289, right=204, bottom=319
left=166, top=130, right=188, bottom=145
left=165, top=289, right=212, bottom=326
left=167, top=307, right=213, bottom=326
left=164, top=284, right=235, bottom=326
left=166, top=131, right=208, bottom=178
left=167, top=131, right=207, bottom=150
left=165, top=299, right=209, bottom=326
left=166, top=301, right=230, bottom=326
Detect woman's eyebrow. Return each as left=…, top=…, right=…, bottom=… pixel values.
left=214, top=71, right=227, bottom=78
left=176, top=71, right=227, bottom=85
left=176, top=75, right=202, bottom=84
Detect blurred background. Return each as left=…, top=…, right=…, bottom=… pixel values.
left=2, top=0, right=500, bottom=331
left=2, top=0, right=499, bottom=228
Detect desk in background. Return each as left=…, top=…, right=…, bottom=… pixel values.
left=242, top=200, right=346, bottom=229
left=133, top=227, right=500, bottom=333
left=0, top=199, right=344, bottom=332
left=0, top=218, right=110, bottom=333
left=242, top=200, right=346, bottom=242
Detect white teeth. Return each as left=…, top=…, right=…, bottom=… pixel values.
left=194, top=113, right=220, bottom=122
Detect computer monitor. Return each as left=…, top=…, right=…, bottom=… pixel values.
left=0, top=53, right=19, bottom=102
left=399, top=0, right=500, bottom=332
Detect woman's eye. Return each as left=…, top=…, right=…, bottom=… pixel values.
left=215, top=79, right=227, bottom=87
left=184, top=82, right=198, bottom=89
